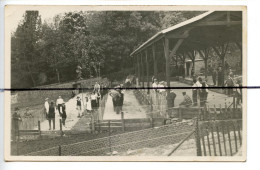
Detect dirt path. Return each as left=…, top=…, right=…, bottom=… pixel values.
left=103, top=90, right=147, bottom=120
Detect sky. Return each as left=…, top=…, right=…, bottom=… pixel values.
left=6, top=6, right=81, bottom=31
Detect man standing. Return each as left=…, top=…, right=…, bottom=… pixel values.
left=218, top=66, right=224, bottom=87
left=61, top=102, right=67, bottom=127
left=76, top=96, right=82, bottom=118
left=166, top=90, right=177, bottom=117
left=115, top=90, right=124, bottom=115
left=212, top=68, right=218, bottom=86
left=12, top=107, right=21, bottom=141
left=179, top=92, right=192, bottom=107
left=94, top=82, right=100, bottom=93
left=56, top=96, right=64, bottom=116
left=44, top=98, right=49, bottom=119
left=152, top=78, right=158, bottom=92
left=192, top=79, right=198, bottom=106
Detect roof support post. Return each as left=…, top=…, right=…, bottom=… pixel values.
left=145, top=50, right=150, bottom=93
left=164, top=38, right=184, bottom=92
left=152, top=44, right=158, bottom=79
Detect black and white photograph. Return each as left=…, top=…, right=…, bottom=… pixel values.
left=4, top=5, right=246, bottom=161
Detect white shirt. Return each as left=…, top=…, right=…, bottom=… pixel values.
left=44, top=101, right=49, bottom=113
left=158, top=84, right=166, bottom=93
left=152, top=82, right=158, bottom=91
left=56, top=98, right=64, bottom=105
left=91, top=94, right=97, bottom=100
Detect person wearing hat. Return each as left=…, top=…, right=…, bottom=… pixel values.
left=61, top=102, right=67, bottom=127
left=44, top=98, right=49, bottom=119
left=76, top=96, right=82, bottom=118
left=56, top=96, right=64, bottom=116
left=12, top=107, right=22, bottom=141
left=48, top=101, right=56, bottom=130
left=179, top=92, right=192, bottom=107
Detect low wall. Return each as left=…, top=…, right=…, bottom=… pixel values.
left=12, top=78, right=109, bottom=107
left=26, top=121, right=195, bottom=156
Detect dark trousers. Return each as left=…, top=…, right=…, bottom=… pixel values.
left=57, top=104, right=62, bottom=115
left=192, top=91, right=197, bottom=106
left=62, top=118, right=66, bottom=126
left=48, top=118, right=55, bottom=130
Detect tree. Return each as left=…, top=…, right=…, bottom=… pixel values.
left=11, top=11, right=42, bottom=88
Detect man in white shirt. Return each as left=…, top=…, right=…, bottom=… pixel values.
left=195, top=77, right=203, bottom=102
left=152, top=78, right=158, bottom=92
left=94, top=82, right=100, bottom=93
left=56, top=96, right=64, bottom=116
left=44, top=98, right=49, bottom=119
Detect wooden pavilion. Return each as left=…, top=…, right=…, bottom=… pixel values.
left=130, top=11, right=243, bottom=93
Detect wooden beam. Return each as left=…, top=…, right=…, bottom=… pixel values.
left=164, top=38, right=171, bottom=90
left=169, top=39, right=185, bottom=58
left=195, top=21, right=241, bottom=26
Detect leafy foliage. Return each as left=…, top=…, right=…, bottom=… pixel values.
left=11, top=10, right=203, bottom=88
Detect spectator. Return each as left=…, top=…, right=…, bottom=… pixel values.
left=166, top=90, right=177, bottom=117
left=61, top=102, right=67, bottom=127
left=217, top=66, right=224, bottom=87
left=76, top=96, right=82, bottom=118
left=201, top=81, right=208, bottom=106
left=24, top=107, right=32, bottom=118
left=191, top=67, right=195, bottom=77
left=158, top=81, right=166, bottom=93
left=115, top=90, right=124, bottom=115
left=225, top=75, right=234, bottom=96
left=56, top=96, right=64, bottom=116
left=212, top=68, right=218, bottom=86
left=48, top=101, right=55, bottom=130
left=85, top=95, right=92, bottom=114
left=179, top=92, right=192, bottom=107
left=12, top=107, right=21, bottom=141
left=192, top=79, right=198, bottom=106
left=44, top=98, right=49, bottom=119
left=152, top=78, right=158, bottom=92
left=234, top=79, right=242, bottom=104
left=94, top=82, right=100, bottom=93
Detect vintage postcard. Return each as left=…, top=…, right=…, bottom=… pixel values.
left=4, top=5, right=247, bottom=161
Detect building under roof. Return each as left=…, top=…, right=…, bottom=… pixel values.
left=130, top=11, right=243, bottom=90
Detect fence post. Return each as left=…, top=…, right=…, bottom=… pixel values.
left=194, top=117, right=202, bottom=156
left=108, top=120, right=112, bottom=153
left=58, top=145, right=61, bottom=156
left=91, top=114, right=95, bottom=133
left=38, top=120, right=41, bottom=139
left=59, top=119, right=63, bottom=137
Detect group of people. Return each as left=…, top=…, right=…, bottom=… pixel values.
left=44, top=96, right=67, bottom=130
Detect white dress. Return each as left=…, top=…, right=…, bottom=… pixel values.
left=86, top=97, right=92, bottom=111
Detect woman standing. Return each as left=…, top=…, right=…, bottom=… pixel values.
left=61, top=102, right=67, bottom=127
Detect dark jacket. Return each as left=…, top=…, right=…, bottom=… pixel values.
left=48, top=106, right=55, bottom=118
left=166, top=92, right=176, bottom=107
left=61, top=105, right=67, bottom=118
